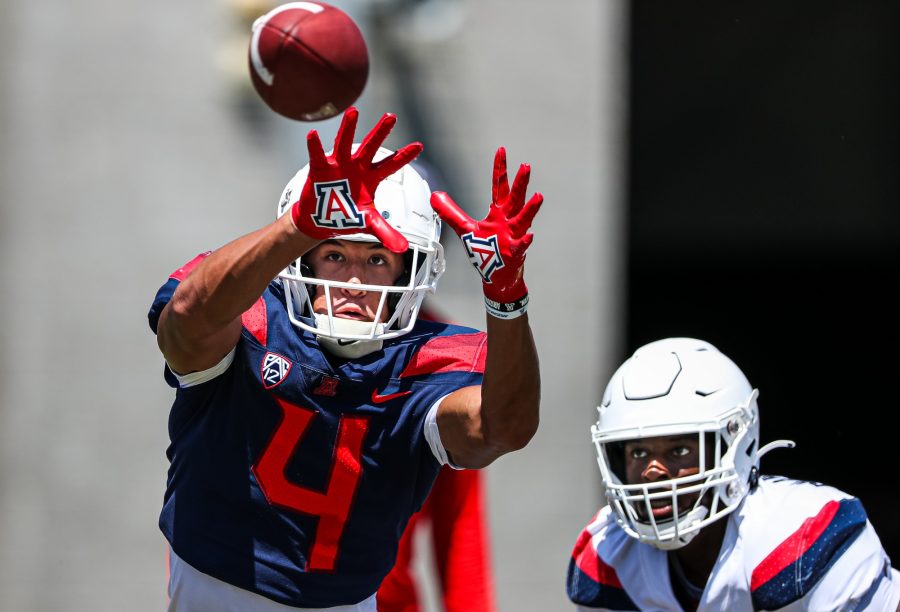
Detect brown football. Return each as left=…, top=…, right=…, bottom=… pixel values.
left=248, top=2, right=369, bottom=121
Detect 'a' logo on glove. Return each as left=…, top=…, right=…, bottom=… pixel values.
left=461, top=232, right=505, bottom=283
left=312, top=180, right=366, bottom=229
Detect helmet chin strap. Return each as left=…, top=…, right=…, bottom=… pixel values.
left=636, top=504, right=710, bottom=551
left=314, top=314, right=384, bottom=359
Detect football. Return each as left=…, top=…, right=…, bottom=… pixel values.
left=248, top=2, right=369, bottom=121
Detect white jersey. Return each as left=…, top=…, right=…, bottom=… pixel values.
left=567, top=476, right=900, bottom=611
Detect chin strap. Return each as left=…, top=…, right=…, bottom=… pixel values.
left=636, top=504, right=709, bottom=551
left=314, top=314, right=384, bottom=359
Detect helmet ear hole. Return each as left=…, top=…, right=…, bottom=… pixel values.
left=298, top=260, right=318, bottom=315
left=388, top=250, right=427, bottom=316
left=385, top=252, right=409, bottom=312
left=605, top=441, right=627, bottom=483
left=704, top=431, right=719, bottom=472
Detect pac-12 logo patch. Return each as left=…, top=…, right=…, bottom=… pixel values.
left=261, top=352, right=292, bottom=389
left=461, top=232, right=505, bottom=283
left=312, top=180, right=365, bottom=229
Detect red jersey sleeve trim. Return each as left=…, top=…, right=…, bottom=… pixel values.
left=399, top=333, right=488, bottom=378
left=241, top=297, right=268, bottom=346
left=750, top=499, right=839, bottom=591
left=169, top=251, right=212, bottom=281
left=571, top=527, right=623, bottom=588
left=750, top=497, right=867, bottom=609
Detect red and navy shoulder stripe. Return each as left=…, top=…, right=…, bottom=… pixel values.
left=566, top=526, right=638, bottom=610
left=399, top=330, right=488, bottom=378
left=750, top=497, right=867, bottom=610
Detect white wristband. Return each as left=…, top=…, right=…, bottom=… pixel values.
left=485, top=293, right=529, bottom=319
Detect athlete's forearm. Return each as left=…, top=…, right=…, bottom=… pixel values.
left=436, top=314, right=540, bottom=469
left=479, top=313, right=540, bottom=451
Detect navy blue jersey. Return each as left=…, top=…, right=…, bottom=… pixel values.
left=148, top=254, right=486, bottom=608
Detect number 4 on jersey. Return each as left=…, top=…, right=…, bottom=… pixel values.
left=252, top=397, right=369, bottom=572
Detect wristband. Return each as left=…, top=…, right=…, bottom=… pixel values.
left=485, top=293, right=529, bottom=320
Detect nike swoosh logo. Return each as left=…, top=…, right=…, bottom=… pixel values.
left=371, top=389, right=413, bottom=404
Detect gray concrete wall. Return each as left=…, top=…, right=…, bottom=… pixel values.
left=0, top=1, right=625, bottom=610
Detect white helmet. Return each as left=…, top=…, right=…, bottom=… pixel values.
left=275, top=147, right=445, bottom=347
left=592, top=338, right=769, bottom=550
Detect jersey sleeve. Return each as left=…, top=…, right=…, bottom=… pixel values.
left=749, top=492, right=898, bottom=610
left=786, top=518, right=900, bottom=611
left=147, top=252, right=213, bottom=387
left=147, top=251, right=211, bottom=334
left=566, top=512, right=638, bottom=610
left=424, top=396, right=461, bottom=468
left=399, top=330, right=488, bottom=378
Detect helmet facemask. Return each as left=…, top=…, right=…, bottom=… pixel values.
left=280, top=239, right=444, bottom=343
left=594, top=399, right=757, bottom=550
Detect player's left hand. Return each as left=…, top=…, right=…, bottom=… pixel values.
left=289, top=107, right=422, bottom=253
left=431, top=147, right=543, bottom=313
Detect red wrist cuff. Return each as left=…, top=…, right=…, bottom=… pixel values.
left=482, top=281, right=527, bottom=304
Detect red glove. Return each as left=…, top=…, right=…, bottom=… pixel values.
left=431, top=147, right=543, bottom=318
left=290, top=107, right=422, bottom=254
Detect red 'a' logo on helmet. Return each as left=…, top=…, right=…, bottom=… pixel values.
left=312, top=180, right=365, bottom=229
left=261, top=352, right=292, bottom=389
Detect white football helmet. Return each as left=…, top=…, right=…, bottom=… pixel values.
left=275, top=147, right=445, bottom=346
left=592, top=338, right=790, bottom=550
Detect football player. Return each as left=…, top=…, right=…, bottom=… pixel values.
left=567, top=337, right=900, bottom=611
left=148, top=108, right=542, bottom=611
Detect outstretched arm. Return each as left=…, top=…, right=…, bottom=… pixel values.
left=157, top=215, right=314, bottom=374
left=156, top=108, right=422, bottom=374
left=432, top=148, right=543, bottom=468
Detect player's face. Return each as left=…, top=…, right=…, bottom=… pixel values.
left=307, top=239, right=405, bottom=323
left=623, top=435, right=704, bottom=522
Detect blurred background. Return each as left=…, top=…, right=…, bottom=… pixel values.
left=0, top=0, right=896, bottom=610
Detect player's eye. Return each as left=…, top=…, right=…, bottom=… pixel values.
left=672, top=446, right=692, bottom=458
left=369, top=254, right=387, bottom=266
left=324, top=252, right=345, bottom=263
left=630, top=448, right=648, bottom=459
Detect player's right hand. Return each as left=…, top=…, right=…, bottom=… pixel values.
left=289, top=107, right=421, bottom=253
